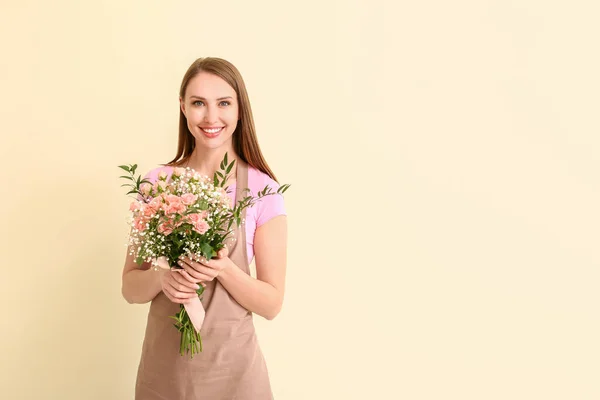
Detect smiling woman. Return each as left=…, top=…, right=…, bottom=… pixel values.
left=180, top=73, right=239, bottom=149
left=120, top=57, right=288, bottom=400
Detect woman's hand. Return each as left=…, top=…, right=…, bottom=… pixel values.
left=177, top=247, right=232, bottom=283
left=160, top=268, right=205, bottom=304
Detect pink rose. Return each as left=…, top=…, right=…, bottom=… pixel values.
left=157, top=216, right=174, bottom=235
left=150, top=196, right=161, bottom=208
left=180, top=193, right=198, bottom=206
left=147, top=196, right=162, bottom=212
left=133, top=215, right=147, bottom=231
left=140, top=183, right=152, bottom=196
left=129, top=201, right=141, bottom=212
left=173, top=167, right=186, bottom=177
left=143, top=205, right=157, bottom=218
left=157, top=223, right=173, bottom=236
left=187, top=213, right=201, bottom=224
left=158, top=171, right=168, bottom=180
left=167, top=202, right=186, bottom=215
left=186, top=213, right=210, bottom=234
left=156, top=193, right=170, bottom=211
left=194, top=219, right=209, bottom=235
left=165, top=194, right=180, bottom=203
left=164, top=195, right=186, bottom=215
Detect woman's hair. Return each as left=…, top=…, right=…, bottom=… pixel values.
left=165, top=57, right=278, bottom=182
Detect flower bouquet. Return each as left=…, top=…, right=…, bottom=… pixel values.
left=119, top=153, right=289, bottom=357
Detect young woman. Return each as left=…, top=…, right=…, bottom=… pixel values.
left=121, top=57, right=288, bottom=399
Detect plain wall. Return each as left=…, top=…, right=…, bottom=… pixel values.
left=0, top=1, right=599, bottom=399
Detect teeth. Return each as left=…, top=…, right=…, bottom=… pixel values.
left=202, top=127, right=223, bottom=134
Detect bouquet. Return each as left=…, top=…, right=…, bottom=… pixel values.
left=119, top=153, right=289, bottom=357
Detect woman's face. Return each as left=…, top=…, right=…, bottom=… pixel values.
left=180, top=72, right=239, bottom=150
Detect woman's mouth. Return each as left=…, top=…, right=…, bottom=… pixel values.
left=200, top=127, right=224, bottom=138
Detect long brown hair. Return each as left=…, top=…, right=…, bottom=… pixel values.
left=165, top=57, right=278, bottom=182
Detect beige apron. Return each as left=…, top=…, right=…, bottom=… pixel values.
left=135, top=160, right=273, bottom=399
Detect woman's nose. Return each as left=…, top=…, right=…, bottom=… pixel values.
left=204, top=106, right=218, bottom=123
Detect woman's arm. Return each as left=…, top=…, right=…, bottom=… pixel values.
left=217, top=215, right=288, bottom=320
left=121, top=252, right=166, bottom=304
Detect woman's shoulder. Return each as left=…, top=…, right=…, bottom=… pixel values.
left=247, top=165, right=286, bottom=226
left=247, top=165, right=280, bottom=193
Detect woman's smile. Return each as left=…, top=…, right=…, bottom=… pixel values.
left=200, top=126, right=225, bottom=137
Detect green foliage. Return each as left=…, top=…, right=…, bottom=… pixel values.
left=117, top=164, right=152, bottom=199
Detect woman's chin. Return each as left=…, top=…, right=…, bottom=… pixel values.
left=192, top=133, right=233, bottom=150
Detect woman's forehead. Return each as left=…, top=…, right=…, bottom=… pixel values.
left=186, top=72, right=236, bottom=97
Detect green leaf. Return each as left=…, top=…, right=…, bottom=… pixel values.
left=277, top=184, right=290, bottom=193
left=201, top=243, right=214, bottom=259
left=118, top=165, right=130, bottom=171
left=223, top=152, right=228, bottom=165
left=226, top=159, right=235, bottom=173
left=172, top=235, right=181, bottom=247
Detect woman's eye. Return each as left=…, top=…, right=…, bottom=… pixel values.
left=192, top=100, right=230, bottom=106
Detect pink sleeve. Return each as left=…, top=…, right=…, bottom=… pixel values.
left=254, top=174, right=287, bottom=228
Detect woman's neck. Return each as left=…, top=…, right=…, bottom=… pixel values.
left=184, top=147, right=237, bottom=178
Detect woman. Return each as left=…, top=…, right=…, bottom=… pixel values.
left=121, top=57, right=288, bottom=399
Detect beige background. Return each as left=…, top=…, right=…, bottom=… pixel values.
left=1, top=1, right=599, bottom=399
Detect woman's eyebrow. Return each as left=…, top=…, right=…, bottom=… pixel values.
left=190, top=95, right=233, bottom=100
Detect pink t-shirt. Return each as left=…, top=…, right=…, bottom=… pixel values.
left=141, top=165, right=286, bottom=263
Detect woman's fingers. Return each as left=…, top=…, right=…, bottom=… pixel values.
left=216, top=247, right=229, bottom=259
left=163, top=289, right=187, bottom=304
left=160, top=272, right=199, bottom=304
left=164, top=281, right=195, bottom=298
left=170, top=270, right=201, bottom=291
left=178, top=258, right=217, bottom=281
left=178, top=269, right=206, bottom=287
left=162, top=286, right=191, bottom=304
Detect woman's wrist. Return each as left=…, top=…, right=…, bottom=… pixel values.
left=216, top=257, right=236, bottom=281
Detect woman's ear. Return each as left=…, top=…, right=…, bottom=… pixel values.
left=179, top=97, right=186, bottom=116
